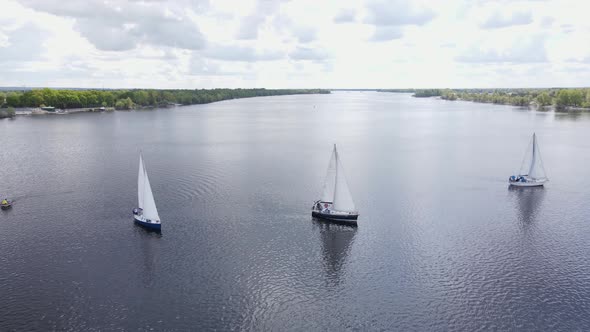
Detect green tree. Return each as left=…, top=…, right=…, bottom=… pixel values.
left=570, top=90, right=584, bottom=107
left=40, top=88, right=57, bottom=106
left=555, top=89, right=584, bottom=108
left=6, top=93, right=21, bottom=107
left=131, top=90, right=149, bottom=106
left=115, top=97, right=135, bottom=110
left=584, top=89, right=590, bottom=108
left=0, top=88, right=331, bottom=109
left=536, top=92, right=552, bottom=106
left=441, top=90, right=457, bottom=100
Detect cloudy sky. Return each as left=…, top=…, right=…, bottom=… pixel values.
left=0, top=0, right=589, bottom=89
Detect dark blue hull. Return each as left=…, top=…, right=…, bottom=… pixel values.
left=312, top=210, right=358, bottom=227
left=133, top=217, right=161, bottom=231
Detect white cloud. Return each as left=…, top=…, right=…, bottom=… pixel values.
left=0, top=23, right=47, bottom=62
left=18, top=0, right=207, bottom=51
left=289, top=46, right=331, bottom=61
left=236, top=14, right=264, bottom=40
left=457, top=34, right=548, bottom=64
left=565, top=55, right=590, bottom=64
left=189, top=56, right=252, bottom=77
left=363, top=0, right=435, bottom=43
left=271, top=14, right=317, bottom=43
left=334, top=8, right=356, bottom=23
left=1, top=0, right=588, bottom=88
left=540, top=16, right=555, bottom=28
left=203, top=44, right=284, bottom=62
left=370, top=26, right=404, bottom=42
left=480, top=10, right=533, bottom=29
left=364, top=0, right=435, bottom=27
left=235, top=0, right=288, bottom=40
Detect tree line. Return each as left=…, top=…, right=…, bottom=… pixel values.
left=391, top=88, right=590, bottom=109
left=0, top=88, right=330, bottom=110
left=0, top=107, right=15, bottom=119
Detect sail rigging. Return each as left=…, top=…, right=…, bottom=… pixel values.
left=320, top=145, right=357, bottom=213
left=519, top=133, right=547, bottom=180
left=321, top=145, right=337, bottom=202
left=138, top=154, right=145, bottom=209
left=333, top=148, right=356, bottom=213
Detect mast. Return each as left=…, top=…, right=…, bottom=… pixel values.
left=321, top=144, right=337, bottom=203
left=138, top=153, right=145, bottom=209
left=333, top=145, right=339, bottom=206
left=528, top=133, right=536, bottom=176
left=142, top=155, right=147, bottom=208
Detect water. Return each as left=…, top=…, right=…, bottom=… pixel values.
left=1, top=92, right=590, bottom=331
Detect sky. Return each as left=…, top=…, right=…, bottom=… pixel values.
left=0, top=0, right=589, bottom=89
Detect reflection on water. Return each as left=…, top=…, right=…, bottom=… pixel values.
left=3, top=93, right=590, bottom=330
left=555, top=110, right=590, bottom=121
left=137, top=228, right=162, bottom=286
left=313, top=219, right=356, bottom=284
left=509, top=186, right=546, bottom=225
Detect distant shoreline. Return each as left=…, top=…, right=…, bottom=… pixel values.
left=379, top=88, right=590, bottom=112
left=0, top=88, right=330, bottom=115
left=431, top=97, right=590, bottom=112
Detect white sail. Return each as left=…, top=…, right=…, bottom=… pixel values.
left=321, top=145, right=337, bottom=203
left=139, top=155, right=160, bottom=222
left=519, top=133, right=547, bottom=180
left=333, top=148, right=356, bottom=213
left=528, top=134, right=547, bottom=179
left=138, top=154, right=145, bottom=209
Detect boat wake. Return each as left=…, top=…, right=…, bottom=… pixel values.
left=10, top=190, right=76, bottom=201
left=157, top=161, right=228, bottom=202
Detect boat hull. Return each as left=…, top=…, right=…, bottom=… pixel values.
left=1, top=204, right=11, bottom=210
left=133, top=214, right=161, bottom=231
left=509, top=180, right=547, bottom=187
left=312, top=210, right=358, bottom=226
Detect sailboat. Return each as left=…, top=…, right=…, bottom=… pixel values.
left=509, top=133, right=548, bottom=187
left=133, top=153, right=162, bottom=231
left=312, top=144, right=359, bottom=226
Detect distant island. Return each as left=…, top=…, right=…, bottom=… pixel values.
left=380, top=88, right=590, bottom=111
left=0, top=88, right=330, bottom=115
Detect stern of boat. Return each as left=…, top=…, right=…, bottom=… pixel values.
left=133, top=213, right=161, bottom=231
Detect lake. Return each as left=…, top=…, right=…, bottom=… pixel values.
left=1, top=92, right=590, bottom=331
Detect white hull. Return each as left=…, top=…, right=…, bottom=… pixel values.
left=313, top=207, right=358, bottom=218
left=509, top=180, right=547, bottom=187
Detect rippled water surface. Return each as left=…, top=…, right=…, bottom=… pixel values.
left=1, top=92, right=590, bottom=331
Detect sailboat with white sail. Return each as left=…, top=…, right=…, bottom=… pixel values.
left=133, top=153, right=162, bottom=230
left=509, top=133, right=548, bottom=187
left=312, top=145, right=359, bottom=226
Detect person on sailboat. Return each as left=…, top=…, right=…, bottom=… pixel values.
left=1, top=199, right=8, bottom=205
